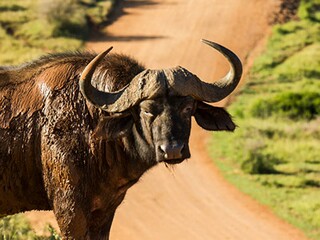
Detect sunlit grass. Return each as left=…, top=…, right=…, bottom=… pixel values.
left=0, top=214, right=61, bottom=239
left=210, top=0, right=320, bottom=239
left=0, top=0, right=114, bottom=65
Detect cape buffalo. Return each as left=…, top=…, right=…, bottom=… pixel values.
left=0, top=40, right=242, bottom=239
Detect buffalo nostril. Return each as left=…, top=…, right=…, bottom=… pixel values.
left=159, top=143, right=184, bottom=159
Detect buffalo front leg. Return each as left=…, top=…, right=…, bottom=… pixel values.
left=52, top=186, right=88, bottom=239
left=41, top=140, right=89, bottom=238
left=42, top=160, right=88, bottom=238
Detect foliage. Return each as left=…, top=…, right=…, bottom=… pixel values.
left=298, top=0, right=320, bottom=22
left=0, top=214, right=61, bottom=239
left=210, top=0, right=320, bottom=239
left=0, top=214, right=38, bottom=239
left=39, top=0, right=88, bottom=39
left=250, top=91, right=320, bottom=120
left=241, top=151, right=281, bottom=174
left=0, top=0, right=114, bottom=65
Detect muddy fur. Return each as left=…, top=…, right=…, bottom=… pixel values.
left=0, top=51, right=235, bottom=239
left=0, top=52, right=147, bottom=238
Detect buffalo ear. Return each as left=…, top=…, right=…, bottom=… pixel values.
left=194, top=101, right=236, bottom=131
left=93, top=114, right=133, bottom=140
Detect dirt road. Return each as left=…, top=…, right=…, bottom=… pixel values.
left=26, top=0, right=309, bottom=239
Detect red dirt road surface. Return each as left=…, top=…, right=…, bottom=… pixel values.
left=25, top=0, right=309, bottom=239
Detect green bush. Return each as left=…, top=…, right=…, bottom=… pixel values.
left=251, top=21, right=320, bottom=81
left=250, top=91, right=320, bottom=120
left=0, top=0, right=115, bottom=64
left=0, top=214, right=62, bottom=239
left=298, top=0, right=320, bottom=22
left=0, top=214, right=37, bottom=239
left=38, top=0, right=88, bottom=39
left=241, top=151, right=280, bottom=174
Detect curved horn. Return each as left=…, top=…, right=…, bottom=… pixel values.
left=79, top=47, right=120, bottom=108
left=167, top=39, right=243, bottom=102
left=80, top=47, right=166, bottom=112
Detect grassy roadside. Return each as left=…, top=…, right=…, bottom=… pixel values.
left=0, top=214, right=60, bottom=239
left=0, top=0, right=115, bottom=238
left=0, top=0, right=115, bottom=65
left=210, top=0, right=320, bottom=239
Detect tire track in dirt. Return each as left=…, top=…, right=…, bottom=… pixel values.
left=26, top=0, right=309, bottom=239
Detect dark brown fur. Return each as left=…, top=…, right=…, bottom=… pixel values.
left=0, top=52, right=235, bottom=239
left=0, top=53, right=146, bottom=238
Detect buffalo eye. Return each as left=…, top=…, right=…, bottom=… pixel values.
left=141, top=110, right=154, bottom=119
left=181, top=103, right=194, bottom=116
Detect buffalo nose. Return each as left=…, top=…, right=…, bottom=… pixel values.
left=159, top=143, right=184, bottom=159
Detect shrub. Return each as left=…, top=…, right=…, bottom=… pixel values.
left=0, top=214, right=37, bottom=239
left=38, top=0, right=88, bottom=39
left=298, top=0, right=320, bottom=22
left=250, top=91, right=320, bottom=120
left=241, top=151, right=280, bottom=174
left=0, top=214, right=62, bottom=239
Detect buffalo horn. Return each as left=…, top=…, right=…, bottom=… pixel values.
left=80, top=40, right=242, bottom=112
left=166, top=39, right=243, bottom=102
left=79, top=47, right=166, bottom=112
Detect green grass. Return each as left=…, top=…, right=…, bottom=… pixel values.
left=0, top=214, right=38, bottom=239
left=0, top=0, right=115, bottom=65
left=210, top=0, right=320, bottom=239
left=0, top=214, right=61, bottom=239
left=0, top=0, right=116, bottom=238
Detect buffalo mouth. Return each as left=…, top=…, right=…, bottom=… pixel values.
left=157, top=142, right=191, bottom=164
left=162, top=151, right=190, bottom=165
left=163, top=158, right=186, bottom=165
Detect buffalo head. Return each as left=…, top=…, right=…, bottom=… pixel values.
left=79, top=39, right=242, bottom=166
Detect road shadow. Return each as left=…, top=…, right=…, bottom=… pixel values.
left=94, top=34, right=166, bottom=42
left=90, top=0, right=169, bottom=42
left=105, top=0, right=160, bottom=27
